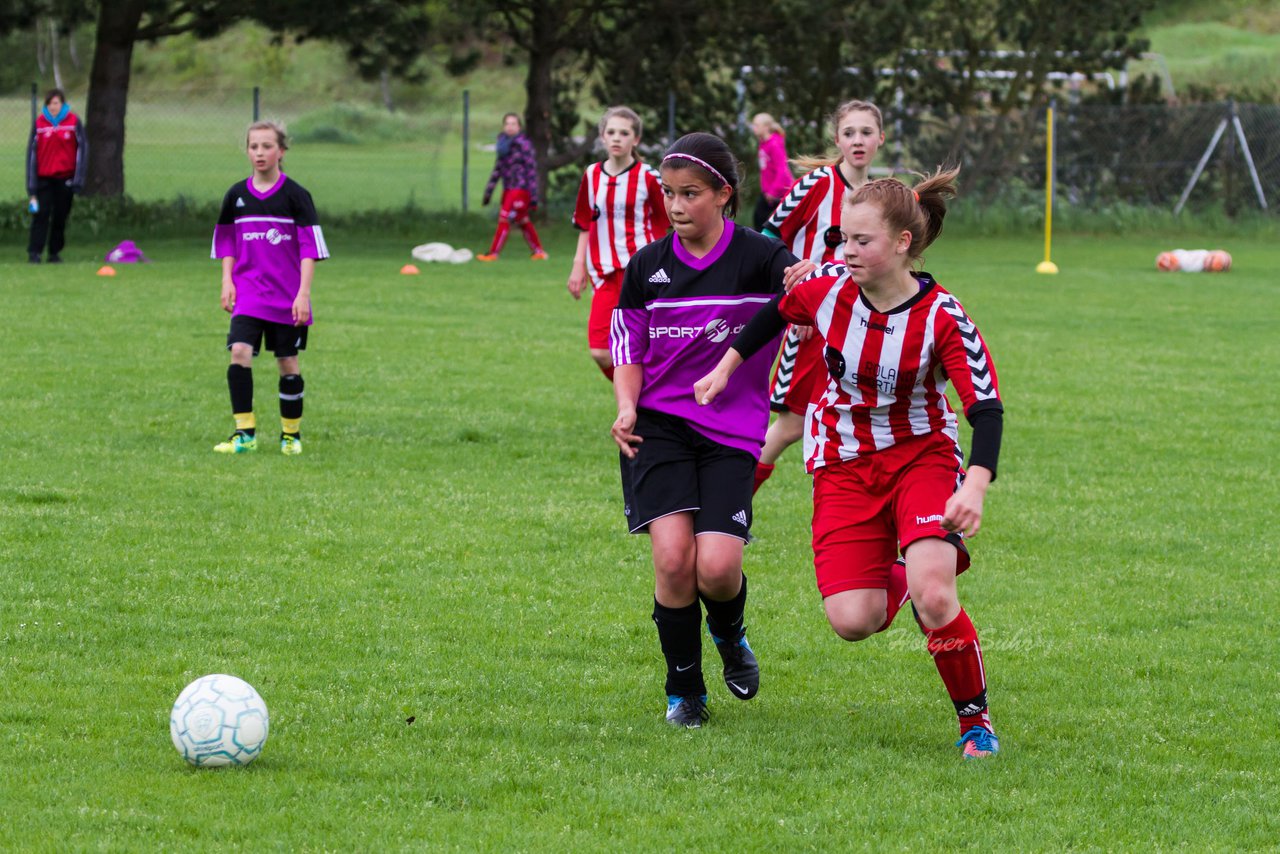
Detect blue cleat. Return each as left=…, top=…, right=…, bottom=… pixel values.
left=665, top=695, right=709, bottom=728
left=957, top=726, right=1000, bottom=759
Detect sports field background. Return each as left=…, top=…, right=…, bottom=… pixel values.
left=0, top=91, right=509, bottom=214
left=2, top=213, right=1279, bottom=847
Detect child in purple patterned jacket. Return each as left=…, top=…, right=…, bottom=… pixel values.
left=477, top=113, right=546, bottom=261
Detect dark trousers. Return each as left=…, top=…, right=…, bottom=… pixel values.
left=28, top=177, right=76, bottom=258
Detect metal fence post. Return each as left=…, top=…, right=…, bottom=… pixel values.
left=1224, top=100, right=1237, bottom=216
left=31, top=82, right=37, bottom=126
left=253, top=86, right=260, bottom=122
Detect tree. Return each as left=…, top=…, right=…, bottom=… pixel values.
left=73, top=0, right=437, bottom=196
left=456, top=0, right=635, bottom=201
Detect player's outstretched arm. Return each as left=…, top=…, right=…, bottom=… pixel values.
left=694, top=349, right=745, bottom=406
left=782, top=259, right=816, bottom=291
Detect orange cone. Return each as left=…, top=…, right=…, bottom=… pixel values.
left=97, top=265, right=116, bottom=277
left=400, top=264, right=420, bottom=275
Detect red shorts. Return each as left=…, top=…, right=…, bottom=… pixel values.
left=498, top=188, right=533, bottom=224
left=769, top=327, right=828, bottom=416
left=810, top=433, right=971, bottom=598
left=588, top=269, right=623, bottom=350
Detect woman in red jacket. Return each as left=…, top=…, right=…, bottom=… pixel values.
left=26, top=88, right=87, bottom=264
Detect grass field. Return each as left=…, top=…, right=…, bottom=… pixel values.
left=3, top=221, right=1280, bottom=849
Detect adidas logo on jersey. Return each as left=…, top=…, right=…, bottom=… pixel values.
left=235, top=197, right=245, bottom=208
left=731, top=509, right=748, bottom=527
left=648, top=267, right=671, bottom=284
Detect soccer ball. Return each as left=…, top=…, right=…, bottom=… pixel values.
left=170, top=674, right=269, bottom=767
left=1156, top=249, right=1232, bottom=273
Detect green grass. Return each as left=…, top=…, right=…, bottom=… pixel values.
left=3, top=226, right=1280, bottom=849
left=1140, top=0, right=1280, bottom=99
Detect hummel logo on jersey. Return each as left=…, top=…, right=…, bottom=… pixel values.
left=731, top=509, right=748, bottom=527
left=648, top=267, right=671, bottom=283
left=235, top=197, right=245, bottom=208
left=860, top=317, right=896, bottom=334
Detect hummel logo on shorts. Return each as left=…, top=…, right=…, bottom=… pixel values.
left=648, top=267, right=671, bottom=284
left=731, top=509, right=748, bottom=527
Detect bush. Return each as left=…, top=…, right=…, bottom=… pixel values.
left=289, top=103, right=433, bottom=145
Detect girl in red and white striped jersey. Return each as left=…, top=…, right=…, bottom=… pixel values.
left=567, top=106, right=670, bottom=380
left=696, top=167, right=1004, bottom=758
left=755, top=100, right=885, bottom=494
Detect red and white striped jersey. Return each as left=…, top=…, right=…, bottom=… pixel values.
left=764, top=164, right=852, bottom=265
left=778, top=269, right=1002, bottom=472
left=573, top=160, right=669, bottom=289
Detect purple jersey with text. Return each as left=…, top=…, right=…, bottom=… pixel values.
left=211, top=174, right=329, bottom=326
left=611, top=220, right=794, bottom=458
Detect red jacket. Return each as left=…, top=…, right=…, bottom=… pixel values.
left=27, top=110, right=87, bottom=194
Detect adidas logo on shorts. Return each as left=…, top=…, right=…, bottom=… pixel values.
left=648, top=267, right=671, bottom=284
left=731, top=509, right=748, bottom=527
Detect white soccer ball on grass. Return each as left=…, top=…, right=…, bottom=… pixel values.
left=170, top=674, right=269, bottom=767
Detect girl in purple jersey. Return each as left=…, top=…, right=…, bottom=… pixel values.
left=212, top=121, right=328, bottom=455
left=610, top=132, right=798, bottom=728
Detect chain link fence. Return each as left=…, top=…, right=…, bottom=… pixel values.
left=3, top=86, right=499, bottom=215
left=898, top=101, right=1279, bottom=215
left=5, top=85, right=1278, bottom=217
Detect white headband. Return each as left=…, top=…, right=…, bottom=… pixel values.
left=662, top=152, right=729, bottom=187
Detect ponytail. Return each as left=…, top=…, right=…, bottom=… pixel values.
left=847, top=165, right=960, bottom=263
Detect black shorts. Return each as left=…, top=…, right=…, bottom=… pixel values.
left=227, top=314, right=308, bottom=357
left=619, top=407, right=756, bottom=541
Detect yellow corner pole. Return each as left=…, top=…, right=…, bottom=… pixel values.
left=1036, top=104, right=1059, bottom=274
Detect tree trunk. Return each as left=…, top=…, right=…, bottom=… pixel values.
left=84, top=0, right=147, bottom=197
left=523, top=0, right=557, bottom=208
left=68, top=25, right=81, bottom=69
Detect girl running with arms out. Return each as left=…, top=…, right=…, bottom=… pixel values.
left=567, top=106, right=669, bottom=380
left=611, top=133, right=795, bottom=727
left=696, top=168, right=1004, bottom=758
left=212, top=121, right=329, bottom=455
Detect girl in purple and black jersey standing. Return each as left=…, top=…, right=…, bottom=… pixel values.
left=610, top=132, right=798, bottom=728
left=211, top=121, right=329, bottom=456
